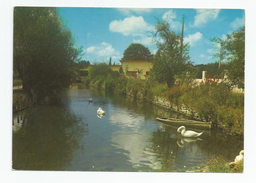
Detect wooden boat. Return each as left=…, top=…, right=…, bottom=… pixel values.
left=156, top=117, right=212, bottom=129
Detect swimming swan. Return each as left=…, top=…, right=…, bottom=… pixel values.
left=88, top=98, right=93, bottom=102
left=177, top=126, right=203, bottom=138
left=97, top=107, right=105, bottom=115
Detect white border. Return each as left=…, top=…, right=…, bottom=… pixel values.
left=1, top=1, right=255, bottom=183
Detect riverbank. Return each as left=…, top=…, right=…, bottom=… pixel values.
left=82, top=73, right=244, bottom=136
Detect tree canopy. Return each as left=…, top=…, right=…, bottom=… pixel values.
left=150, top=20, right=190, bottom=87
left=14, top=7, right=81, bottom=101
left=211, top=26, right=245, bottom=88
left=120, top=43, right=153, bottom=62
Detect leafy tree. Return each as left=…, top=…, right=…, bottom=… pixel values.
left=79, top=60, right=90, bottom=66
left=193, top=62, right=227, bottom=79
left=14, top=7, right=81, bottom=101
left=120, top=43, right=153, bottom=61
left=150, top=20, right=190, bottom=87
left=211, top=26, right=245, bottom=88
left=88, top=62, right=113, bottom=79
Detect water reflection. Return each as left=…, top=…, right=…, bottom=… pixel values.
left=12, top=87, right=243, bottom=172
left=97, top=113, right=105, bottom=119
left=12, top=106, right=87, bottom=170
left=176, top=138, right=202, bottom=148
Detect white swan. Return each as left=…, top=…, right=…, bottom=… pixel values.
left=234, top=150, right=244, bottom=164
left=97, top=107, right=105, bottom=115
left=177, top=126, right=203, bottom=138
left=88, top=98, right=93, bottom=102
left=229, top=150, right=244, bottom=169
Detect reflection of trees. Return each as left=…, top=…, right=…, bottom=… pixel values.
left=12, top=106, right=87, bottom=170
left=101, top=91, right=187, bottom=122
left=194, top=129, right=244, bottom=160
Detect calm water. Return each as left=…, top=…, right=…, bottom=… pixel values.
left=12, top=86, right=243, bottom=171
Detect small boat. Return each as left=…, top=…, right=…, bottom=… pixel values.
left=156, top=117, right=212, bottom=129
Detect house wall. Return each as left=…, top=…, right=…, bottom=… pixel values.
left=121, top=60, right=152, bottom=79
left=109, top=65, right=121, bottom=72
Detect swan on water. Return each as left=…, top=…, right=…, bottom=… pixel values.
left=88, top=98, right=93, bottom=102
left=97, top=107, right=105, bottom=115
left=177, top=126, right=203, bottom=138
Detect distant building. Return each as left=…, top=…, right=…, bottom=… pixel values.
left=109, top=65, right=121, bottom=72
left=121, top=60, right=152, bottom=80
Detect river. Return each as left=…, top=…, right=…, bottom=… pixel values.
left=12, top=85, right=244, bottom=171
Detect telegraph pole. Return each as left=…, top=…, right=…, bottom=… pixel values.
left=180, top=15, right=185, bottom=61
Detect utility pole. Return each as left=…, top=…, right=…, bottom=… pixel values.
left=219, top=42, right=223, bottom=68
left=180, top=15, right=185, bottom=61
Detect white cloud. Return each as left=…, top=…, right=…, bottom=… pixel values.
left=85, top=42, right=120, bottom=58
left=133, top=35, right=153, bottom=46
left=162, top=10, right=182, bottom=31
left=184, top=32, right=203, bottom=46
left=109, top=16, right=154, bottom=36
left=117, top=8, right=152, bottom=16
left=221, top=34, right=227, bottom=40
left=207, top=48, right=213, bottom=53
left=194, top=9, right=220, bottom=26
left=231, top=16, right=245, bottom=30
left=86, top=46, right=95, bottom=53
left=200, top=54, right=205, bottom=58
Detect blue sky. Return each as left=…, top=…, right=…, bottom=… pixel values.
left=58, top=8, right=244, bottom=65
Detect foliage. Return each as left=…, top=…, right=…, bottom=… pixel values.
left=203, top=156, right=243, bottom=173
left=120, top=43, right=153, bottom=61
left=193, top=62, right=227, bottom=79
left=179, top=75, right=243, bottom=133
left=211, top=26, right=245, bottom=88
left=174, top=71, right=197, bottom=86
left=78, top=60, right=90, bottom=66
left=88, top=62, right=113, bottom=79
left=14, top=7, right=81, bottom=101
left=150, top=20, right=190, bottom=87
left=160, top=85, right=190, bottom=106
left=119, top=66, right=124, bottom=74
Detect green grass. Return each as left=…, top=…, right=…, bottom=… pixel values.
left=188, top=156, right=243, bottom=173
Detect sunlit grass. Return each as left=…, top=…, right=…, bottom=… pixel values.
left=188, top=156, right=243, bottom=173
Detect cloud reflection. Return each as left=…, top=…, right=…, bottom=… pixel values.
left=109, top=111, right=162, bottom=170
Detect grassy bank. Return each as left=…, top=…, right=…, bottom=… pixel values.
left=187, top=156, right=243, bottom=173
left=82, top=71, right=244, bottom=136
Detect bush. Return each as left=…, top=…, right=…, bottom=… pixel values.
left=88, top=62, right=113, bottom=79
left=161, top=85, right=190, bottom=106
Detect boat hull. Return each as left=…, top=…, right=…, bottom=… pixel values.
left=156, top=117, right=212, bottom=129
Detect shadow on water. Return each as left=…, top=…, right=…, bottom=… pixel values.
left=12, top=92, right=88, bottom=170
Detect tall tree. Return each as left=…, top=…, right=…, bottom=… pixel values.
left=151, top=20, right=190, bottom=87
left=120, top=43, right=153, bottom=61
left=109, top=57, right=112, bottom=65
left=14, top=7, right=81, bottom=101
left=211, top=26, right=245, bottom=88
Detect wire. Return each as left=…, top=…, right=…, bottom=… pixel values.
left=184, top=15, right=211, bottom=41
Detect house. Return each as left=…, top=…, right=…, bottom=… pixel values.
left=121, top=60, right=152, bottom=80
left=109, top=65, right=121, bottom=72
